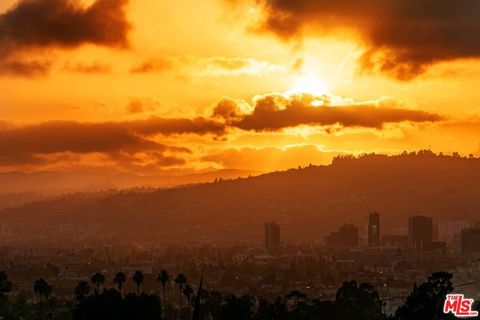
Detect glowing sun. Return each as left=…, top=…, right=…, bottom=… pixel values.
left=291, top=74, right=330, bottom=95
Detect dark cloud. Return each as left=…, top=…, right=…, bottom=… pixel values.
left=0, top=0, right=130, bottom=75
left=109, top=150, right=187, bottom=169
left=0, top=58, right=51, bottom=76
left=212, top=98, right=245, bottom=121
left=125, top=98, right=161, bottom=114
left=128, top=117, right=226, bottom=136
left=213, top=93, right=443, bottom=131
left=130, top=59, right=171, bottom=74
left=63, top=61, right=111, bottom=74
left=208, top=57, right=250, bottom=70
left=126, top=99, right=145, bottom=114
left=0, top=117, right=225, bottom=166
left=254, top=0, right=480, bottom=79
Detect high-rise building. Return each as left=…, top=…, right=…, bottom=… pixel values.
left=408, top=215, right=433, bottom=249
left=438, top=220, right=470, bottom=244
left=264, top=222, right=280, bottom=250
left=326, top=224, right=359, bottom=247
left=460, top=223, right=480, bottom=253
left=368, top=212, right=380, bottom=247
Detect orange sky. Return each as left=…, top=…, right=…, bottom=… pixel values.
left=1, top=0, right=480, bottom=176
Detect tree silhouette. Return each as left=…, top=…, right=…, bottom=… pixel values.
left=175, top=273, right=187, bottom=318
left=33, top=278, right=52, bottom=320
left=221, top=294, right=254, bottom=320
left=113, top=272, right=127, bottom=294
left=75, top=281, right=90, bottom=302
left=73, top=289, right=161, bottom=320
left=133, top=270, right=144, bottom=295
left=255, top=297, right=288, bottom=320
left=0, top=271, right=13, bottom=317
left=90, top=273, right=105, bottom=295
left=334, top=281, right=385, bottom=320
left=157, top=270, right=169, bottom=316
left=272, top=297, right=288, bottom=319
left=395, top=272, right=455, bottom=320
left=255, top=298, right=274, bottom=320
left=205, top=290, right=223, bottom=320
left=0, top=271, right=12, bottom=296
left=5, top=267, right=471, bottom=320
left=183, top=283, right=194, bottom=316
left=34, top=278, right=52, bottom=302
left=192, top=276, right=203, bottom=320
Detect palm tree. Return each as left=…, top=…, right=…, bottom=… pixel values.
left=175, top=273, right=187, bottom=318
left=74, top=281, right=90, bottom=301
left=0, top=271, right=12, bottom=296
left=0, top=271, right=12, bottom=316
left=90, top=273, right=105, bottom=295
left=33, top=278, right=52, bottom=319
left=33, top=278, right=52, bottom=302
left=157, top=270, right=169, bottom=312
left=182, top=284, right=194, bottom=316
left=132, top=270, right=144, bottom=295
left=192, top=276, right=204, bottom=320
left=113, top=272, right=126, bottom=294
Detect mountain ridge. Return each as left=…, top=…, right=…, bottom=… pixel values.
left=1, top=151, right=479, bottom=246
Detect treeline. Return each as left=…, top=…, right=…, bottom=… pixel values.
left=0, top=270, right=475, bottom=319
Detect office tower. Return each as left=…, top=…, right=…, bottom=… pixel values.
left=325, top=224, right=359, bottom=247
left=460, top=224, right=480, bottom=253
left=264, top=222, right=280, bottom=250
left=408, top=215, right=433, bottom=249
left=368, top=212, right=380, bottom=247
left=438, top=220, right=470, bottom=244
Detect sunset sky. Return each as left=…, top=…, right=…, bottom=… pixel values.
left=1, top=0, right=480, bottom=177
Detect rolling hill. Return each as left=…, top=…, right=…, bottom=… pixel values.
left=1, top=151, right=479, bottom=246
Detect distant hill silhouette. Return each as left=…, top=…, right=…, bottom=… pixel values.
left=1, top=151, right=479, bottom=245
left=0, top=168, right=257, bottom=195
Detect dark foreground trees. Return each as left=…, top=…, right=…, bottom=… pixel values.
left=0, top=270, right=476, bottom=320
left=73, top=289, right=161, bottom=320
left=0, top=271, right=13, bottom=316
left=395, top=272, right=456, bottom=320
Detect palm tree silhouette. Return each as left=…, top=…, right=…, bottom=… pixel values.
left=90, top=273, right=105, bottom=295
left=113, top=272, right=126, bottom=294
left=0, top=271, right=12, bottom=296
left=132, top=270, right=144, bottom=295
left=74, top=281, right=90, bottom=301
left=192, top=276, right=203, bottom=320
left=0, top=271, right=13, bottom=316
left=182, top=284, right=194, bottom=316
left=33, top=278, right=52, bottom=319
left=157, top=270, right=169, bottom=313
left=175, top=273, right=187, bottom=318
